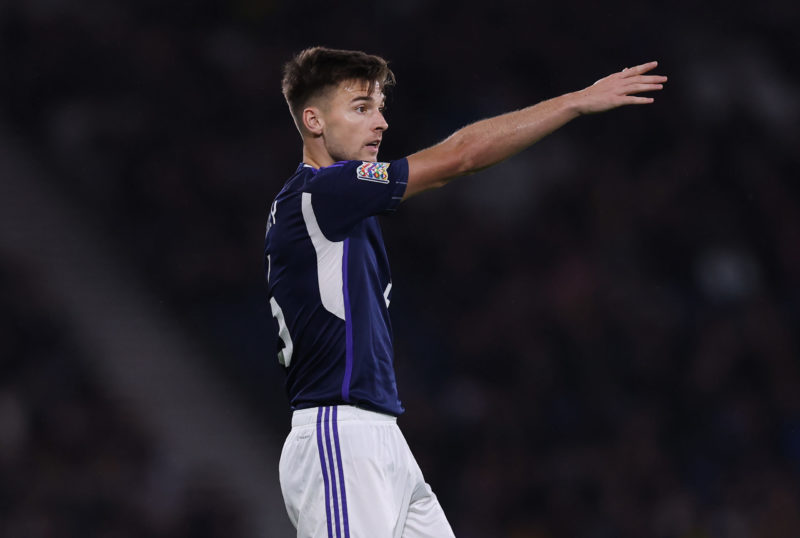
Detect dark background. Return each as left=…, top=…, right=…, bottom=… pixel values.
left=2, top=0, right=799, bottom=536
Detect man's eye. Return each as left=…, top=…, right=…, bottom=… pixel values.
left=356, top=106, right=366, bottom=113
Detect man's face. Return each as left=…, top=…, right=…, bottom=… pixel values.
left=317, top=79, right=388, bottom=163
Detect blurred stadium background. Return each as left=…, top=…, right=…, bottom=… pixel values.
left=1, top=0, right=799, bottom=536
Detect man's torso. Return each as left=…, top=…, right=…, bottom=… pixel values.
left=264, top=160, right=408, bottom=416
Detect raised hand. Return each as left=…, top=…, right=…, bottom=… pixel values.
left=572, top=61, right=667, bottom=114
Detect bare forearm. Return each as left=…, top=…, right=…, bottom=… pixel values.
left=446, top=92, right=581, bottom=175
left=404, top=61, right=666, bottom=200
left=404, top=94, right=582, bottom=198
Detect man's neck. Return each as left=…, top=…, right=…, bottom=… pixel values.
left=302, top=142, right=334, bottom=169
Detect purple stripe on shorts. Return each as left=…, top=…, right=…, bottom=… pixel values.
left=324, top=406, right=342, bottom=538
left=341, top=238, right=353, bottom=402
left=332, top=406, right=350, bottom=537
left=316, top=407, right=333, bottom=538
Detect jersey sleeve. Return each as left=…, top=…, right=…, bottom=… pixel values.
left=306, top=159, right=408, bottom=240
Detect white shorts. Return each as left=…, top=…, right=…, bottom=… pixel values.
left=279, top=405, right=455, bottom=538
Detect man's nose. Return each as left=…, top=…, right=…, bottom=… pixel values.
left=376, top=112, right=388, bottom=132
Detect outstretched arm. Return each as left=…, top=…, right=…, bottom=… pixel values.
left=403, top=61, right=667, bottom=200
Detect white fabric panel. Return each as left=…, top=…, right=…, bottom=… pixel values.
left=280, top=406, right=455, bottom=538
left=301, top=192, right=345, bottom=320
left=384, top=282, right=392, bottom=308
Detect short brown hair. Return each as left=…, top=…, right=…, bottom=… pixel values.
left=281, top=47, right=395, bottom=123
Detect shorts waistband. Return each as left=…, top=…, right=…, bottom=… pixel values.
left=291, top=405, right=397, bottom=427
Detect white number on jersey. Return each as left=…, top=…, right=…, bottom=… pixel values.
left=267, top=253, right=294, bottom=367
left=270, top=296, right=293, bottom=367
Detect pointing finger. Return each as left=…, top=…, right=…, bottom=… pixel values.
left=623, top=83, right=665, bottom=95
left=620, top=95, right=656, bottom=105
left=622, top=61, right=659, bottom=76
left=629, top=75, right=668, bottom=84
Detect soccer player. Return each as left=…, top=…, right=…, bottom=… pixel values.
left=265, top=47, right=666, bottom=537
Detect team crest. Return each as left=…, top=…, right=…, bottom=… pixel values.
left=356, top=162, right=390, bottom=184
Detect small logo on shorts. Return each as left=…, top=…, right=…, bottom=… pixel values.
left=356, top=162, right=390, bottom=183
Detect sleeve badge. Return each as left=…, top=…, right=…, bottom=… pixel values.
left=356, top=162, right=390, bottom=184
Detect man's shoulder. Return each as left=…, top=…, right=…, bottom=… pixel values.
left=310, top=160, right=406, bottom=189
left=272, top=164, right=317, bottom=201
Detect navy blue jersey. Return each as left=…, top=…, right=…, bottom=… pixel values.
left=264, top=159, right=408, bottom=416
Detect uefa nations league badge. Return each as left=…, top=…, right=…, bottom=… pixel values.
left=356, top=162, right=390, bottom=183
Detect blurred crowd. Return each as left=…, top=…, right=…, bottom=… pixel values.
left=0, top=253, right=244, bottom=537
left=2, top=0, right=799, bottom=536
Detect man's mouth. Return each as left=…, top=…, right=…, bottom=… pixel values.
left=366, top=140, right=381, bottom=150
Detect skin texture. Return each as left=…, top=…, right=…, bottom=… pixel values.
left=300, top=80, right=388, bottom=169
left=299, top=62, right=667, bottom=201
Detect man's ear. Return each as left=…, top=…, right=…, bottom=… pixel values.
left=302, top=107, right=324, bottom=136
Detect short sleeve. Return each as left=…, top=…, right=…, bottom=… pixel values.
left=306, top=159, right=408, bottom=240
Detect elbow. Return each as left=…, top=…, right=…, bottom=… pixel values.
left=448, top=131, right=482, bottom=177
left=452, top=151, right=477, bottom=178
left=405, top=129, right=483, bottom=198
